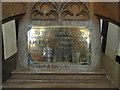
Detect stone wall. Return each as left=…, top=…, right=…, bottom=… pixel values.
left=17, top=2, right=101, bottom=71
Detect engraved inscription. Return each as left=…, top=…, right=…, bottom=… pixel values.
left=28, top=27, right=91, bottom=66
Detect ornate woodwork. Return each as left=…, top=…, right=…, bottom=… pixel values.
left=30, top=2, right=90, bottom=21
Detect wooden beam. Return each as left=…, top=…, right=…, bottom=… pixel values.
left=2, top=13, right=25, bottom=24
left=93, top=2, right=120, bottom=26
left=95, top=14, right=120, bottom=27
left=2, top=2, right=27, bottom=20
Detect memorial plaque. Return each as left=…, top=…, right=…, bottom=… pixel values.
left=28, top=27, right=91, bottom=68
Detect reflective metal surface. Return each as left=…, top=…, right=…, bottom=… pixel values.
left=28, top=27, right=91, bottom=65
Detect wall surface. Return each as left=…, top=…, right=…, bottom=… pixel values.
left=102, top=54, right=119, bottom=86
left=105, top=23, right=119, bottom=60
left=102, top=22, right=119, bottom=86
left=0, top=3, right=2, bottom=89
left=2, top=2, right=119, bottom=23
left=93, top=2, right=120, bottom=26
left=2, top=54, right=17, bottom=82
left=2, top=2, right=27, bottom=82
left=117, top=24, right=120, bottom=89
left=0, top=2, right=2, bottom=89
left=118, top=64, right=120, bottom=88
left=93, top=2, right=120, bottom=87
left=2, top=2, right=27, bottom=20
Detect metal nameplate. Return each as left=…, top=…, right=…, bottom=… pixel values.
left=28, top=27, right=91, bottom=66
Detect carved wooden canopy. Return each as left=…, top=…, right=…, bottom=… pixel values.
left=30, top=2, right=90, bottom=21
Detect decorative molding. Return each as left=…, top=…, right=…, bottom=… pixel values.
left=30, top=2, right=90, bottom=21
left=61, top=2, right=89, bottom=20
left=31, top=2, right=58, bottom=20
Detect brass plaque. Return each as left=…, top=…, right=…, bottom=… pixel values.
left=28, top=27, right=91, bottom=65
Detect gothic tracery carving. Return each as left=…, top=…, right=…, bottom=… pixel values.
left=30, top=2, right=90, bottom=20
left=31, top=2, right=59, bottom=20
